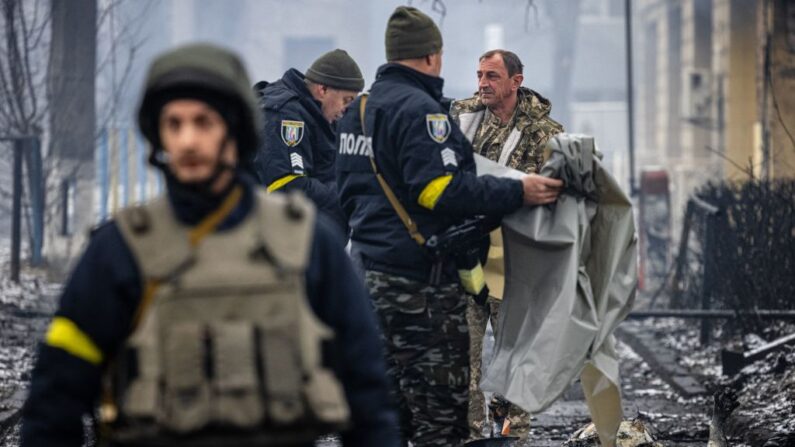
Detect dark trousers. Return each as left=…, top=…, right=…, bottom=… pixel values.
left=365, top=270, right=469, bottom=447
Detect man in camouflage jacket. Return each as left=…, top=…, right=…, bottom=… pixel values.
left=450, top=49, right=563, bottom=441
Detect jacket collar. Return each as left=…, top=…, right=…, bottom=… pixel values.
left=282, top=68, right=326, bottom=119
left=166, top=172, right=254, bottom=230
left=282, top=68, right=330, bottom=130
left=516, top=87, right=553, bottom=121
left=469, top=88, right=552, bottom=120
left=375, top=63, right=445, bottom=102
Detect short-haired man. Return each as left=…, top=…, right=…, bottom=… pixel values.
left=22, top=43, right=399, bottom=447
left=255, top=49, right=364, bottom=234
left=450, top=49, right=564, bottom=441
left=336, top=9, right=564, bottom=447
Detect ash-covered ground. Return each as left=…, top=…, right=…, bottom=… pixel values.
left=712, top=322, right=795, bottom=447
left=1, top=257, right=792, bottom=447
left=0, top=242, right=61, bottom=446
left=519, top=334, right=710, bottom=446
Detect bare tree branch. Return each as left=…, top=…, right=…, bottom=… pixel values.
left=406, top=0, right=447, bottom=25
left=95, top=0, right=153, bottom=137
left=96, top=0, right=123, bottom=32
left=0, top=63, right=19, bottom=125
left=1, top=2, right=22, bottom=128
left=0, top=0, right=48, bottom=135
left=430, top=0, right=446, bottom=26
left=18, top=0, right=39, bottom=127
left=705, top=145, right=756, bottom=180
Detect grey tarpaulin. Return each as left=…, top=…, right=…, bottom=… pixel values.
left=476, top=134, right=637, bottom=446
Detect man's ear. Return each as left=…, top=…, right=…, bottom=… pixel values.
left=512, top=73, right=524, bottom=91
left=315, top=84, right=327, bottom=99
left=310, top=83, right=327, bottom=100
left=511, top=73, right=524, bottom=91
left=220, top=137, right=239, bottom=166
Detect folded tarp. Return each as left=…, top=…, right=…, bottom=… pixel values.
left=476, top=134, right=637, bottom=446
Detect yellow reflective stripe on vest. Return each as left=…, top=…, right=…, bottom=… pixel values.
left=45, top=317, right=103, bottom=365
left=267, top=174, right=303, bottom=193
left=418, top=174, right=453, bottom=210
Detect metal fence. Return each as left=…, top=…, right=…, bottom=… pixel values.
left=95, top=127, right=163, bottom=222
left=670, top=180, right=795, bottom=339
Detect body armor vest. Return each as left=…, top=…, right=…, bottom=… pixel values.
left=105, top=190, right=350, bottom=446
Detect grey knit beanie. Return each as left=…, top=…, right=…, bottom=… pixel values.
left=305, top=49, right=364, bottom=92
left=385, top=6, right=443, bottom=61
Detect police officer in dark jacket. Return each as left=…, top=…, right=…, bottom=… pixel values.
left=254, top=49, right=364, bottom=234
left=22, top=43, right=399, bottom=447
left=335, top=7, right=563, bottom=447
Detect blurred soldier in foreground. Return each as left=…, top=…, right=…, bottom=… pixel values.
left=450, top=49, right=563, bottom=441
left=335, top=7, right=563, bottom=446
left=254, top=49, right=364, bottom=234
left=22, top=43, right=399, bottom=447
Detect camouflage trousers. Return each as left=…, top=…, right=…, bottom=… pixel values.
left=365, top=270, right=469, bottom=447
left=467, top=296, right=530, bottom=440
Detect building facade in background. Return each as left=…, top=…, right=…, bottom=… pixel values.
left=634, top=0, right=795, bottom=235
left=38, top=0, right=794, bottom=274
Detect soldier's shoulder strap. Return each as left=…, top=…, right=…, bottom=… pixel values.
left=114, top=196, right=193, bottom=281
left=252, top=189, right=316, bottom=271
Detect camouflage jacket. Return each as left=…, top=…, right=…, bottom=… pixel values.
left=450, top=87, right=563, bottom=174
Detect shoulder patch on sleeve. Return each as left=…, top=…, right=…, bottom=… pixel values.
left=289, top=152, right=305, bottom=173
left=281, top=120, right=305, bottom=147
left=426, top=114, right=451, bottom=144
left=441, top=147, right=458, bottom=168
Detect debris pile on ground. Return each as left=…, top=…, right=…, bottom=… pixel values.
left=715, top=327, right=795, bottom=446
left=0, top=272, right=57, bottom=397
left=650, top=319, right=795, bottom=446
left=0, top=264, right=60, bottom=446
left=655, top=317, right=722, bottom=378
left=563, top=419, right=663, bottom=447
left=0, top=247, right=790, bottom=447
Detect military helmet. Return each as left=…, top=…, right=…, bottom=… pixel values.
left=138, top=43, right=261, bottom=167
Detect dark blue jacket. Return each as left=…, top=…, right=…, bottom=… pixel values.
left=254, top=69, right=347, bottom=234
left=335, top=64, right=524, bottom=283
left=21, top=176, right=400, bottom=447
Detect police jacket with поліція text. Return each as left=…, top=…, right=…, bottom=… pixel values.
left=335, top=63, right=525, bottom=284
left=255, top=69, right=348, bottom=234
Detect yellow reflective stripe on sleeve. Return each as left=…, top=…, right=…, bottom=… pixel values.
left=267, top=174, right=304, bottom=193
left=417, top=174, right=453, bottom=210
left=45, top=317, right=103, bottom=365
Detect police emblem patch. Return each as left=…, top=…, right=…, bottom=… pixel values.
left=426, top=114, right=451, bottom=143
left=281, top=120, right=305, bottom=147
